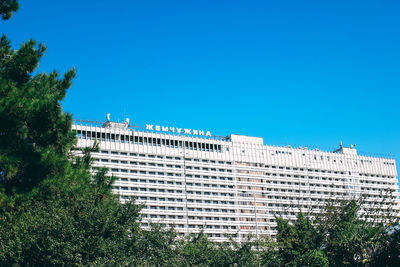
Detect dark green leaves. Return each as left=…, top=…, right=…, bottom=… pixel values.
left=0, top=0, right=19, bottom=20
left=0, top=35, right=76, bottom=199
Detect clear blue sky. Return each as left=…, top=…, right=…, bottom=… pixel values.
left=2, top=1, right=400, bottom=165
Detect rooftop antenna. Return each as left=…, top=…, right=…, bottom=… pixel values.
left=339, top=141, right=343, bottom=148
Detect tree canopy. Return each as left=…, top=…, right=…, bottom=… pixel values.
left=0, top=0, right=18, bottom=20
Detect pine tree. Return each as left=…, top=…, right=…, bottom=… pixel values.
left=0, top=0, right=18, bottom=20
left=0, top=35, right=77, bottom=206
left=0, top=1, right=142, bottom=265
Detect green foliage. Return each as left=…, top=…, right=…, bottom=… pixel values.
left=132, top=223, right=179, bottom=266
left=0, top=34, right=77, bottom=207
left=273, top=200, right=395, bottom=267
left=0, top=193, right=141, bottom=265
left=0, top=0, right=19, bottom=20
left=0, top=146, right=142, bottom=265
left=315, top=200, right=385, bottom=266
left=302, top=249, right=329, bottom=267
left=178, top=232, right=221, bottom=266
left=0, top=11, right=143, bottom=264
left=370, top=223, right=400, bottom=267
left=275, top=212, right=324, bottom=266
left=228, top=236, right=263, bottom=266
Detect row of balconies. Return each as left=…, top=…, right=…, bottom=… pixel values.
left=86, top=144, right=394, bottom=178
left=94, top=157, right=396, bottom=191
left=94, top=151, right=394, bottom=180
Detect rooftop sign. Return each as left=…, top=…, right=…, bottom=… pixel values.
left=146, top=124, right=212, bottom=137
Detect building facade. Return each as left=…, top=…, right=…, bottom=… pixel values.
left=72, top=117, right=400, bottom=242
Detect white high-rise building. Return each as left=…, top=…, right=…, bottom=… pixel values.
left=72, top=115, right=400, bottom=242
